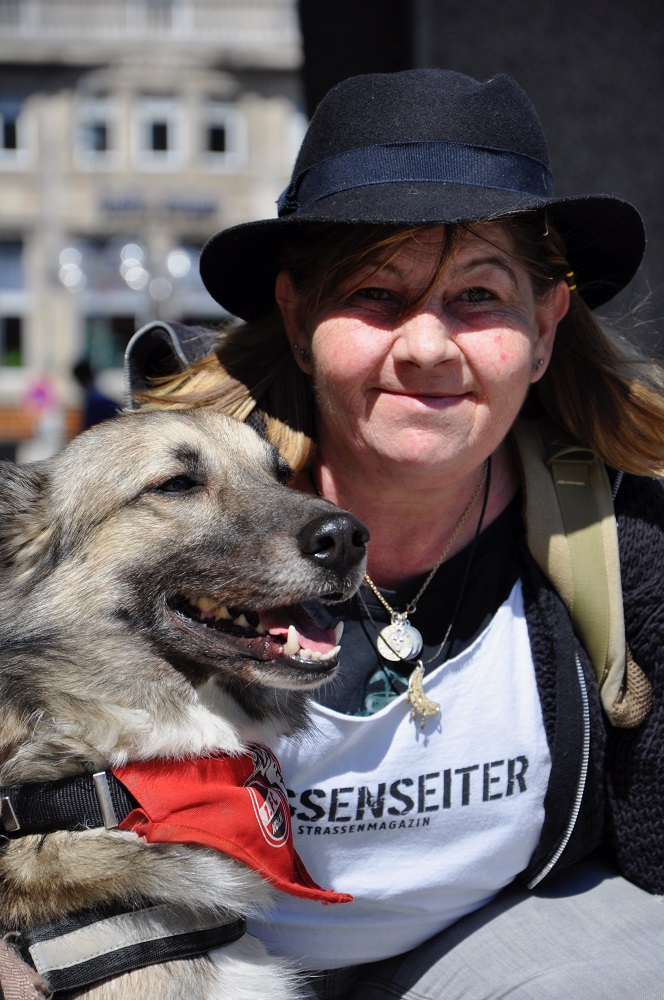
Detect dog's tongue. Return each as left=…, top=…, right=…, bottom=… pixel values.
left=259, top=606, right=337, bottom=654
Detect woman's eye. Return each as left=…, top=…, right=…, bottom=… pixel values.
left=155, top=475, right=200, bottom=493
left=355, top=287, right=395, bottom=302
left=457, top=286, right=495, bottom=305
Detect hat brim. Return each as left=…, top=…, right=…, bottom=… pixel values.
left=200, top=184, right=645, bottom=320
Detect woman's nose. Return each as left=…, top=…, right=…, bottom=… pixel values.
left=392, top=308, right=458, bottom=366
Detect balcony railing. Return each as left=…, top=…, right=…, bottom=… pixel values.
left=0, top=0, right=299, bottom=54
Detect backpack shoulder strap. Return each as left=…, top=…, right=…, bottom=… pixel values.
left=511, top=416, right=631, bottom=722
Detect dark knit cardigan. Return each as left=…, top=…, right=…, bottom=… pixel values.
left=520, top=473, right=664, bottom=894
left=607, top=473, right=664, bottom=893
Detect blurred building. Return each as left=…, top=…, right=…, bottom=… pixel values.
left=0, top=0, right=304, bottom=457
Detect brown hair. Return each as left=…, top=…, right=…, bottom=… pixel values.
left=140, top=217, right=664, bottom=476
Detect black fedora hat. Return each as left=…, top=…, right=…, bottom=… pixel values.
left=200, top=68, right=645, bottom=320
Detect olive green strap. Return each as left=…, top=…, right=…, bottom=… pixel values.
left=511, top=417, right=626, bottom=718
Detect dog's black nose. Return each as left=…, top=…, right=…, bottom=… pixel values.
left=298, top=513, right=369, bottom=575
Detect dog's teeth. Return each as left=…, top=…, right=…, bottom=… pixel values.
left=233, top=613, right=250, bottom=628
left=196, top=597, right=217, bottom=612
left=320, top=645, right=341, bottom=662
left=334, top=622, right=344, bottom=643
left=217, top=605, right=232, bottom=620
left=283, top=625, right=301, bottom=656
left=256, top=623, right=267, bottom=635
left=299, top=643, right=341, bottom=662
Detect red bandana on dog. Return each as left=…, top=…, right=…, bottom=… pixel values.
left=112, top=745, right=351, bottom=905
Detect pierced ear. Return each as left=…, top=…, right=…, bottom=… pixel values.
left=0, top=461, right=52, bottom=571
left=275, top=271, right=313, bottom=374
left=532, top=280, right=570, bottom=382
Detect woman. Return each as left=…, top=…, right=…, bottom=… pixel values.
left=131, top=70, right=664, bottom=998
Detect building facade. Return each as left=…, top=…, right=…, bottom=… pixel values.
left=0, top=0, right=304, bottom=457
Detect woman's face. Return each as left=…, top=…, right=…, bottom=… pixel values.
left=277, top=224, right=569, bottom=482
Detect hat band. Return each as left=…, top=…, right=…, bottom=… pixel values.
left=278, top=140, right=554, bottom=216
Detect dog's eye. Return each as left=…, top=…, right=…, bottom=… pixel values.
left=276, top=457, right=294, bottom=485
left=155, top=475, right=200, bottom=494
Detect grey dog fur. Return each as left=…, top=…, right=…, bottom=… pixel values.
left=0, top=409, right=366, bottom=1000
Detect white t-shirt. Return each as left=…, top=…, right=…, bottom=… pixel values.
left=249, top=581, right=551, bottom=969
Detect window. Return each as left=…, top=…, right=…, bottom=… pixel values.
left=151, top=120, right=168, bottom=152
left=134, top=97, right=183, bottom=167
left=65, top=237, right=202, bottom=366
left=0, top=240, right=24, bottom=290
left=75, top=99, right=117, bottom=167
left=0, top=241, right=25, bottom=367
left=0, top=315, right=22, bottom=366
left=143, top=0, right=174, bottom=29
left=0, top=96, right=26, bottom=163
left=208, top=121, right=226, bottom=154
left=0, top=1, right=21, bottom=28
left=202, top=102, right=247, bottom=170
left=90, top=122, right=109, bottom=152
left=58, top=239, right=141, bottom=367
left=2, top=115, right=16, bottom=149
left=84, top=314, right=136, bottom=370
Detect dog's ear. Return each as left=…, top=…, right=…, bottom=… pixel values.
left=0, top=460, right=53, bottom=572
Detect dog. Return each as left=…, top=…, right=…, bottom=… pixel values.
left=0, top=408, right=368, bottom=1000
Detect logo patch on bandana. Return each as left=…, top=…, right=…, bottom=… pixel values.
left=245, top=745, right=291, bottom=848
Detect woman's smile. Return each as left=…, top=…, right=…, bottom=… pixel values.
left=375, top=386, right=473, bottom=406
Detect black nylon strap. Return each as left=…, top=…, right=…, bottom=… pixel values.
left=0, top=772, right=137, bottom=836
left=18, top=902, right=246, bottom=995
left=47, top=923, right=246, bottom=995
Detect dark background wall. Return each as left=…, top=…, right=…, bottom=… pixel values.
left=297, top=0, right=664, bottom=347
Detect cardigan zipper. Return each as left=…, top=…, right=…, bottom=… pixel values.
left=526, top=654, right=590, bottom=889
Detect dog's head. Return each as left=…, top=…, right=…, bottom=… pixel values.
left=0, top=410, right=367, bottom=712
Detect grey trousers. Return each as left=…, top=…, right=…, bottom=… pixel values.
left=303, top=858, right=664, bottom=999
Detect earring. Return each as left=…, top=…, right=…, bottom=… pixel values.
left=293, top=342, right=310, bottom=363
left=532, top=358, right=545, bottom=373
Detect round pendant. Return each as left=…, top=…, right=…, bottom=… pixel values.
left=376, top=619, right=423, bottom=662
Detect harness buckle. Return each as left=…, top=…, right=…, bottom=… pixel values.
left=92, top=772, right=119, bottom=829
left=0, top=794, right=20, bottom=833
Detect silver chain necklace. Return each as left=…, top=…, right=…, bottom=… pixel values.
left=359, top=457, right=491, bottom=728
left=362, top=460, right=489, bottom=664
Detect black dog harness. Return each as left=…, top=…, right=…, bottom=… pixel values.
left=0, top=770, right=246, bottom=995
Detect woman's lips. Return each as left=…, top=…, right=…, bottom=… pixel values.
left=378, top=388, right=472, bottom=408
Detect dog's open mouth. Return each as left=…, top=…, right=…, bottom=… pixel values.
left=168, top=595, right=343, bottom=672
